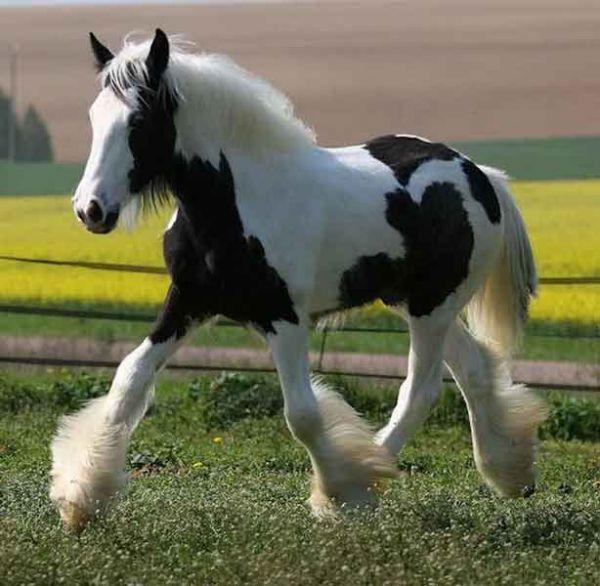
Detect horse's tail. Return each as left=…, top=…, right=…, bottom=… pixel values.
left=466, top=166, right=537, bottom=357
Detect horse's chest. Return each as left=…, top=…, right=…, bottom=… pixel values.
left=163, top=210, right=298, bottom=333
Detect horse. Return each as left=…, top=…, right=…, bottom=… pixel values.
left=51, top=29, right=548, bottom=530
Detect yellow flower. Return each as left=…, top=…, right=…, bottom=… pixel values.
left=212, top=437, right=223, bottom=444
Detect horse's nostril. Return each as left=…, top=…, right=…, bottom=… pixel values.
left=76, top=208, right=86, bottom=223
left=86, top=200, right=104, bottom=223
left=105, top=211, right=119, bottom=228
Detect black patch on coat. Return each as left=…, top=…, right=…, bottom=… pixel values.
left=365, top=135, right=457, bottom=185
left=149, top=284, right=195, bottom=344
left=160, top=153, right=299, bottom=333
left=340, top=182, right=474, bottom=317
left=365, top=134, right=501, bottom=225
left=461, top=159, right=501, bottom=223
left=339, top=253, right=408, bottom=308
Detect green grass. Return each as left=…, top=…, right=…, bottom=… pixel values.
left=453, top=136, right=600, bottom=180
left=1, top=371, right=599, bottom=585
left=0, top=162, right=83, bottom=196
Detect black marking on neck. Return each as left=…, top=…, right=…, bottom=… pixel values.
left=104, top=63, right=179, bottom=210
left=127, top=81, right=178, bottom=205
left=340, top=182, right=474, bottom=317
left=161, top=152, right=299, bottom=333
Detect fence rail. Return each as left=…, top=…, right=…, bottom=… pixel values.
left=1, top=354, right=595, bottom=392
left=1, top=254, right=600, bottom=285
left=1, top=303, right=599, bottom=340
left=0, top=255, right=598, bottom=390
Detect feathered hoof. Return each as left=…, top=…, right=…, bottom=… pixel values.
left=475, top=388, right=549, bottom=498
left=55, top=499, right=93, bottom=533
left=308, top=473, right=391, bottom=520
left=308, top=488, right=341, bottom=520
left=474, top=432, right=540, bottom=498
left=306, top=380, right=399, bottom=519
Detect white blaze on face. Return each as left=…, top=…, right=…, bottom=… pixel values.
left=73, top=88, right=135, bottom=224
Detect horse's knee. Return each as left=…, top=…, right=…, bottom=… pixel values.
left=105, top=339, right=166, bottom=427
left=113, top=340, right=157, bottom=388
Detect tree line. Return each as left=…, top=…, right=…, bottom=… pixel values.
left=0, top=88, right=54, bottom=162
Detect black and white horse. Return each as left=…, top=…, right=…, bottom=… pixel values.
left=51, top=30, right=547, bottom=530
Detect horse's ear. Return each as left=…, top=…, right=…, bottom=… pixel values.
left=146, top=28, right=170, bottom=86
left=89, top=32, right=114, bottom=72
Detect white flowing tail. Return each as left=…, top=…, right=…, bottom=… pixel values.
left=466, top=166, right=537, bottom=357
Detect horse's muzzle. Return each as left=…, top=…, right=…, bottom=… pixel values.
left=86, top=210, right=119, bottom=234
left=75, top=199, right=119, bottom=234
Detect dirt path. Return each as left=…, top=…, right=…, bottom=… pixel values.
left=1, top=335, right=597, bottom=390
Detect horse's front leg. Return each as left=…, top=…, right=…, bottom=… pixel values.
left=268, top=319, right=397, bottom=518
left=50, top=285, right=198, bottom=531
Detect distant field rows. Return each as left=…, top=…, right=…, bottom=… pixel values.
left=0, top=180, right=598, bottom=327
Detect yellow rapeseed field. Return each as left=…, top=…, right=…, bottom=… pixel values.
left=0, top=180, right=598, bottom=326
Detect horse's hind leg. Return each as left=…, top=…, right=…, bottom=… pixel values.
left=444, top=320, right=548, bottom=496
left=50, top=286, right=196, bottom=531
left=268, top=319, right=397, bottom=518
left=375, top=314, right=451, bottom=456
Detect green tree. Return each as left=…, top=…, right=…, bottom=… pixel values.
left=0, top=88, right=17, bottom=159
left=16, top=105, right=54, bottom=162
left=0, top=88, right=54, bottom=162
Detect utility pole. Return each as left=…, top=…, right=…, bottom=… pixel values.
left=7, top=44, right=19, bottom=161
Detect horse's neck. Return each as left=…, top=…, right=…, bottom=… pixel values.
left=172, top=86, right=315, bottom=171
left=164, top=144, right=326, bottom=243
left=170, top=141, right=324, bottom=202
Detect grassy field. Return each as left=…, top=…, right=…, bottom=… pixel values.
left=1, top=371, right=599, bottom=585
left=453, top=136, right=600, bottom=181
left=0, top=162, right=83, bottom=197
left=0, top=180, right=598, bottom=330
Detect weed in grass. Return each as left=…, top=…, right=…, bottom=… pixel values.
left=0, top=371, right=110, bottom=413
left=543, top=395, right=600, bottom=441
left=194, top=372, right=284, bottom=428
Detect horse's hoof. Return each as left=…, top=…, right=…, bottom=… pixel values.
left=308, top=492, right=340, bottom=521
left=521, top=484, right=536, bottom=498
left=310, top=505, right=340, bottom=521
left=56, top=500, right=92, bottom=533
left=308, top=482, right=383, bottom=521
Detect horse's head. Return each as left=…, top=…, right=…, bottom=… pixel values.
left=73, top=29, right=176, bottom=234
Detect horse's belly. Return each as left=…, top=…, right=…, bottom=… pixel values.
left=308, top=201, right=407, bottom=315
